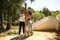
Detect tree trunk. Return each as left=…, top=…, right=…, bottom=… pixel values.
left=6, top=16, right=12, bottom=30
left=0, top=13, right=3, bottom=29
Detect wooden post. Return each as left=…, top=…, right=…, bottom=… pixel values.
left=25, top=3, right=27, bottom=33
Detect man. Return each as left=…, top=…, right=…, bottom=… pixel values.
left=19, top=10, right=25, bottom=35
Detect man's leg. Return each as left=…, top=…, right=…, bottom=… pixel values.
left=19, top=22, right=21, bottom=35
left=23, top=22, right=25, bottom=33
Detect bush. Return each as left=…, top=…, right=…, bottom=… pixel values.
left=7, top=31, right=18, bottom=35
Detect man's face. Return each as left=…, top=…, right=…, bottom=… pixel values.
left=22, top=10, right=25, bottom=14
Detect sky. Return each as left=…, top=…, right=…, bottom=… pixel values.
left=23, top=0, right=60, bottom=11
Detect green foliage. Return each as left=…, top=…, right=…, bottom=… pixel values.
left=7, top=30, right=18, bottom=35
left=42, top=7, right=51, bottom=17
left=28, top=7, right=35, bottom=13
left=0, top=0, right=34, bottom=22
left=32, top=11, right=44, bottom=22
left=51, top=11, right=60, bottom=16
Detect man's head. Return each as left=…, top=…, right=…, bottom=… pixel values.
left=21, top=10, right=25, bottom=14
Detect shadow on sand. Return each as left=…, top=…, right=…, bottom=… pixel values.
left=55, top=32, right=60, bottom=40
left=10, top=34, right=32, bottom=40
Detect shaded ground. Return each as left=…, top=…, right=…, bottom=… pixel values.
left=0, top=31, right=60, bottom=40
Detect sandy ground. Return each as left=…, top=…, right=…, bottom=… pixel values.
left=0, top=35, right=17, bottom=40
left=25, top=31, right=57, bottom=40
left=0, top=31, right=60, bottom=40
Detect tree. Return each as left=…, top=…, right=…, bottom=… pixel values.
left=0, top=0, right=6, bottom=29
left=28, top=7, right=35, bottom=13
left=0, top=0, right=35, bottom=30
left=42, top=7, right=51, bottom=17
left=0, top=0, right=24, bottom=30
left=6, top=0, right=22, bottom=30
left=32, top=11, right=44, bottom=22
